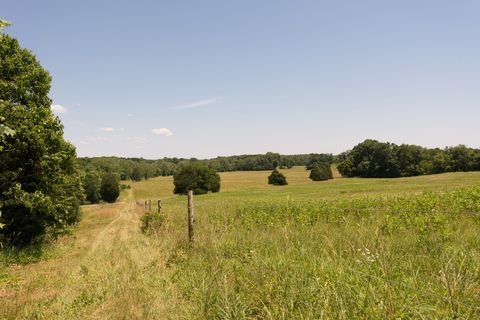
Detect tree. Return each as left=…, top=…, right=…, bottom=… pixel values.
left=268, top=169, right=288, bottom=185
left=100, top=173, right=120, bottom=203
left=306, top=153, right=334, bottom=170
left=309, top=163, right=333, bottom=181
left=82, top=171, right=102, bottom=204
left=173, top=162, right=221, bottom=195
left=0, top=29, right=84, bottom=246
left=131, top=166, right=143, bottom=181
left=395, top=144, right=425, bottom=177
left=445, top=145, right=476, bottom=172
left=337, top=140, right=400, bottom=178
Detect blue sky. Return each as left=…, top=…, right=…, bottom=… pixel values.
left=3, top=1, right=480, bottom=158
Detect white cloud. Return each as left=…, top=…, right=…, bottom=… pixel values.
left=151, top=128, right=173, bottom=137
left=100, top=127, right=115, bottom=132
left=173, top=97, right=221, bottom=110
left=79, top=140, right=88, bottom=145
left=51, top=104, right=68, bottom=114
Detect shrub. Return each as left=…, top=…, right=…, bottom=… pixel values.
left=82, top=171, right=102, bottom=204
left=268, top=169, right=288, bottom=185
left=309, top=163, right=333, bottom=181
left=100, top=173, right=120, bottom=203
left=140, top=212, right=165, bottom=234
left=173, top=162, right=221, bottom=195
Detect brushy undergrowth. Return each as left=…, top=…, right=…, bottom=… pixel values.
left=141, top=211, right=166, bottom=235
left=162, top=187, right=480, bottom=319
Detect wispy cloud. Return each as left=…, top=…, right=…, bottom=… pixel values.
left=51, top=104, right=68, bottom=114
left=151, top=128, right=173, bottom=137
left=173, top=97, right=221, bottom=110
left=100, top=127, right=115, bottom=132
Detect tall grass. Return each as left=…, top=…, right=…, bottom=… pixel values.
left=151, top=187, right=480, bottom=319
left=2, top=171, right=480, bottom=319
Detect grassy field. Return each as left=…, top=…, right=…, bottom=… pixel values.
left=2, top=167, right=480, bottom=319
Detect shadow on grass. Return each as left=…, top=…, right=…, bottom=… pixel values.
left=1, top=242, right=46, bottom=265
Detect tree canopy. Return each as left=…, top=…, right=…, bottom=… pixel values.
left=0, top=30, right=83, bottom=245
left=100, top=173, right=120, bottom=203
left=338, top=139, right=480, bottom=178
left=173, top=162, right=221, bottom=195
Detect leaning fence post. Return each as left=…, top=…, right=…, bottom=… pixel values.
left=188, top=190, right=195, bottom=244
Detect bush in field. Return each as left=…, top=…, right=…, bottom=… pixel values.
left=100, top=173, right=120, bottom=203
left=82, top=171, right=102, bottom=204
left=0, top=24, right=84, bottom=246
left=268, top=169, right=288, bottom=185
left=140, top=212, right=165, bottom=234
left=309, top=163, right=333, bottom=181
left=173, top=162, right=221, bottom=195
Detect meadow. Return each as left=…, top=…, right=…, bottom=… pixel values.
left=2, top=167, right=480, bottom=319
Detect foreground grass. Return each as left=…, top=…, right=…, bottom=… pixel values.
left=139, top=169, right=480, bottom=319
left=0, top=191, right=182, bottom=319
left=2, top=169, right=480, bottom=319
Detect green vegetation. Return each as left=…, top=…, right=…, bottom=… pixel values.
left=309, top=163, right=333, bottom=181
left=268, top=168, right=288, bottom=185
left=0, top=28, right=83, bottom=246
left=82, top=171, right=102, bottom=204
left=100, top=173, right=120, bottom=203
left=2, top=169, right=480, bottom=318
left=76, top=152, right=334, bottom=183
left=173, top=161, right=221, bottom=195
left=338, top=139, right=480, bottom=178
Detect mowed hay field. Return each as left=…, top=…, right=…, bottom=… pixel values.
left=2, top=167, right=480, bottom=319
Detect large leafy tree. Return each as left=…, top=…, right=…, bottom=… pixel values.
left=173, top=162, right=221, bottom=195
left=0, top=24, right=84, bottom=245
left=337, top=139, right=400, bottom=178
left=100, top=173, right=120, bottom=203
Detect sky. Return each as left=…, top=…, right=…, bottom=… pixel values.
left=2, top=1, right=480, bottom=159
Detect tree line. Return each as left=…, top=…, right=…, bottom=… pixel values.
left=77, top=153, right=334, bottom=182
left=337, top=139, right=480, bottom=178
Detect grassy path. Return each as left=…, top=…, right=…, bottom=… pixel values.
left=1, top=190, right=180, bottom=319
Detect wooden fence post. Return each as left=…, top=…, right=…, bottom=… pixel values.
left=188, top=190, right=194, bottom=244
left=157, top=199, right=162, bottom=213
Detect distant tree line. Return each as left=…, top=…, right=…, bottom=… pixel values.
left=338, top=139, right=480, bottom=178
left=76, top=153, right=335, bottom=203
left=77, top=152, right=335, bottom=182
left=77, top=157, right=179, bottom=181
